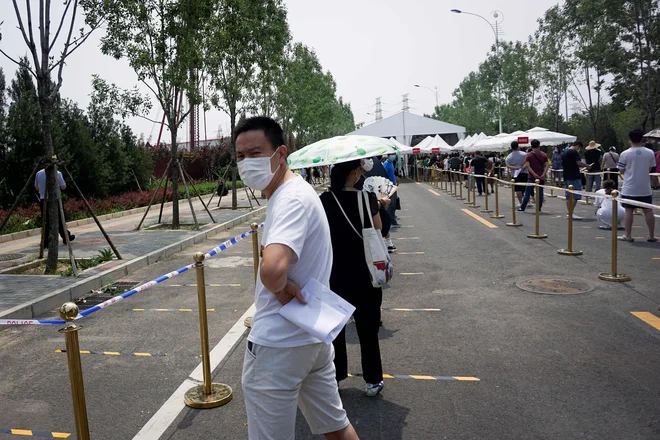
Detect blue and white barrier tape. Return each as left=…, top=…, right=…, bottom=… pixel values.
left=0, top=223, right=264, bottom=326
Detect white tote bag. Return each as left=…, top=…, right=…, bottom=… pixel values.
left=331, top=191, right=393, bottom=287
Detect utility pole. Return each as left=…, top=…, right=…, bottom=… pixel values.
left=402, top=94, right=410, bottom=112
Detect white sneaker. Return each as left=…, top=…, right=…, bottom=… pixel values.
left=365, top=381, right=384, bottom=397
left=568, top=214, right=582, bottom=220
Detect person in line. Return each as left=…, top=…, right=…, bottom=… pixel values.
left=601, top=146, right=620, bottom=188
left=594, top=180, right=624, bottom=230
left=470, top=151, right=488, bottom=196
left=236, top=117, right=359, bottom=440
left=551, top=146, right=564, bottom=186
left=518, top=139, right=549, bottom=212
left=584, top=141, right=603, bottom=192
left=562, top=141, right=590, bottom=220
left=358, top=157, right=394, bottom=253
left=35, top=165, right=75, bottom=247
left=320, top=159, right=385, bottom=397
left=382, top=155, right=399, bottom=228
left=653, top=148, right=660, bottom=190
left=617, top=129, right=656, bottom=242
left=505, top=141, right=529, bottom=206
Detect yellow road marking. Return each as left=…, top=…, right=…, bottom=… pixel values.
left=400, top=273, right=424, bottom=275
left=595, top=237, right=606, bottom=240
left=53, top=433, right=72, bottom=439
left=453, top=376, right=481, bottom=381
left=631, top=312, right=660, bottom=331
left=104, top=351, right=121, bottom=356
left=415, top=182, right=421, bottom=185
left=155, top=308, right=169, bottom=311
left=383, top=374, right=395, bottom=379
left=652, top=257, right=660, bottom=260
left=133, top=308, right=145, bottom=311
left=80, top=350, right=91, bottom=354
left=133, top=353, right=152, bottom=357
left=11, top=429, right=32, bottom=435
left=395, top=252, right=425, bottom=255
left=395, top=237, right=419, bottom=240
left=409, top=375, right=436, bottom=380
left=178, top=308, right=193, bottom=312
left=428, top=189, right=441, bottom=196
left=461, top=209, right=498, bottom=229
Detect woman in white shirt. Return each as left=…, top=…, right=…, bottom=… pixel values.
left=594, top=180, right=624, bottom=230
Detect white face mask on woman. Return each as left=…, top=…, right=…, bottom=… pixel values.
left=362, top=158, right=374, bottom=172
left=237, top=148, right=281, bottom=191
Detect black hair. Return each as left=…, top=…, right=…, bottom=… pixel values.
left=475, top=150, right=482, bottom=155
left=629, top=129, right=644, bottom=144
left=511, top=141, right=519, bottom=150
left=602, top=179, right=616, bottom=190
left=531, top=139, right=540, bottom=148
left=234, top=116, right=285, bottom=151
left=572, top=141, right=584, bottom=148
left=330, top=160, right=361, bottom=192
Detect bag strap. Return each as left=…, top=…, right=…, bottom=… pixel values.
left=331, top=191, right=362, bottom=239
left=361, top=191, right=375, bottom=228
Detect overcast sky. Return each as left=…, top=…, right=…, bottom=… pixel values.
left=0, top=0, right=561, bottom=143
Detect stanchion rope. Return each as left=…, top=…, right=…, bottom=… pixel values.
left=0, top=223, right=265, bottom=326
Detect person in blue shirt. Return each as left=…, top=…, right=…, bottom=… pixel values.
left=381, top=155, right=399, bottom=227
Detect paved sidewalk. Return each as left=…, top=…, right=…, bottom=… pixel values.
left=0, top=190, right=266, bottom=317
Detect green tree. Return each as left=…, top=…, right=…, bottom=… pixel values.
left=84, top=0, right=214, bottom=227
left=207, top=0, right=290, bottom=208
left=1, top=0, right=103, bottom=271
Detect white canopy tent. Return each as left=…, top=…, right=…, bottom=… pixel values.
left=389, top=137, right=414, bottom=155
left=464, top=132, right=489, bottom=152
left=349, top=112, right=466, bottom=146
left=420, top=135, right=452, bottom=154
left=522, top=127, right=576, bottom=146
left=471, top=132, right=511, bottom=152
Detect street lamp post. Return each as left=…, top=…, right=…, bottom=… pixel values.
left=451, top=9, right=504, bottom=134
left=414, top=84, right=439, bottom=110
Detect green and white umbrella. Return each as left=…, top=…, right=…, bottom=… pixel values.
left=287, top=135, right=400, bottom=169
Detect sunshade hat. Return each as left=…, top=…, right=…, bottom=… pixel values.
left=586, top=140, right=601, bottom=150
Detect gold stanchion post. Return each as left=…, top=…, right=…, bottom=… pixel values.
left=506, top=180, right=522, bottom=227
left=481, top=175, right=493, bottom=213
left=598, top=191, right=631, bottom=282
left=558, top=186, right=583, bottom=255
left=250, top=223, right=259, bottom=282
left=457, top=172, right=465, bottom=200
left=527, top=179, right=547, bottom=239
left=59, top=303, right=90, bottom=440
left=185, top=252, right=234, bottom=408
left=465, top=173, right=472, bottom=205
left=470, top=175, right=480, bottom=208
left=452, top=172, right=457, bottom=196
left=491, top=175, right=504, bottom=219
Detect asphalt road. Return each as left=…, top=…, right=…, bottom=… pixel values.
left=0, top=180, right=659, bottom=440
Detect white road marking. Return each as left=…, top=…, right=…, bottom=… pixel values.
left=132, top=304, right=256, bottom=440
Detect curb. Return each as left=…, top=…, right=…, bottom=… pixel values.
left=0, top=206, right=266, bottom=321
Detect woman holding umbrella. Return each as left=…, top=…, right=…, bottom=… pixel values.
left=319, top=159, right=385, bottom=397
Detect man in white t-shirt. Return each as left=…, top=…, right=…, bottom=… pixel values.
left=34, top=166, right=74, bottom=245
left=505, top=141, right=529, bottom=205
left=236, top=117, right=359, bottom=440
left=617, top=129, right=656, bottom=242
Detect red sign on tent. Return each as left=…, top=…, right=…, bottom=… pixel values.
left=412, top=148, right=421, bottom=154
left=518, top=136, right=529, bottom=145
left=432, top=148, right=440, bottom=154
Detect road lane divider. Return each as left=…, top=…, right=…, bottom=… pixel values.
left=395, top=252, right=425, bottom=255
left=395, top=237, right=419, bottom=240
left=428, top=189, right=441, bottom=196
left=56, top=350, right=166, bottom=357
left=0, top=428, right=70, bottom=438
left=461, top=209, right=498, bottom=229
left=400, top=272, right=424, bottom=276
left=348, top=373, right=479, bottom=381
left=631, top=312, right=660, bottom=332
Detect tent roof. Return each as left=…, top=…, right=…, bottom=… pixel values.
left=349, top=112, right=466, bottom=138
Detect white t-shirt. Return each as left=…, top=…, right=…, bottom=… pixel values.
left=594, top=189, right=623, bottom=224
left=248, top=175, right=333, bottom=348
left=506, top=151, right=528, bottom=175
left=34, top=169, right=66, bottom=200
left=618, top=146, right=656, bottom=196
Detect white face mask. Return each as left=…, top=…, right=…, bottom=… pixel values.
left=362, top=159, right=374, bottom=172
left=237, top=148, right=281, bottom=191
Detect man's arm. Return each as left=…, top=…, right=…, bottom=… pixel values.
left=261, top=244, right=306, bottom=306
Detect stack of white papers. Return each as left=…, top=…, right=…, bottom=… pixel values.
left=279, top=278, right=356, bottom=344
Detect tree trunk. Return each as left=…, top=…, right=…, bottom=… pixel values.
left=37, top=88, right=59, bottom=273
left=230, top=106, right=238, bottom=210
left=170, top=125, right=180, bottom=228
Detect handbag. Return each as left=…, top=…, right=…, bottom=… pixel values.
left=395, top=195, right=401, bottom=210
left=331, top=191, right=393, bottom=288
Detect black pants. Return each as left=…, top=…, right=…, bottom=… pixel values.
left=379, top=206, right=391, bottom=237
left=476, top=176, right=486, bottom=194
left=332, top=285, right=383, bottom=384
left=604, top=168, right=619, bottom=187
left=40, top=199, right=68, bottom=243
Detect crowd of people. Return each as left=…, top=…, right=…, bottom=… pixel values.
left=234, top=116, right=402, bottom=440
left=416, top=129, right=658, bottom=242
